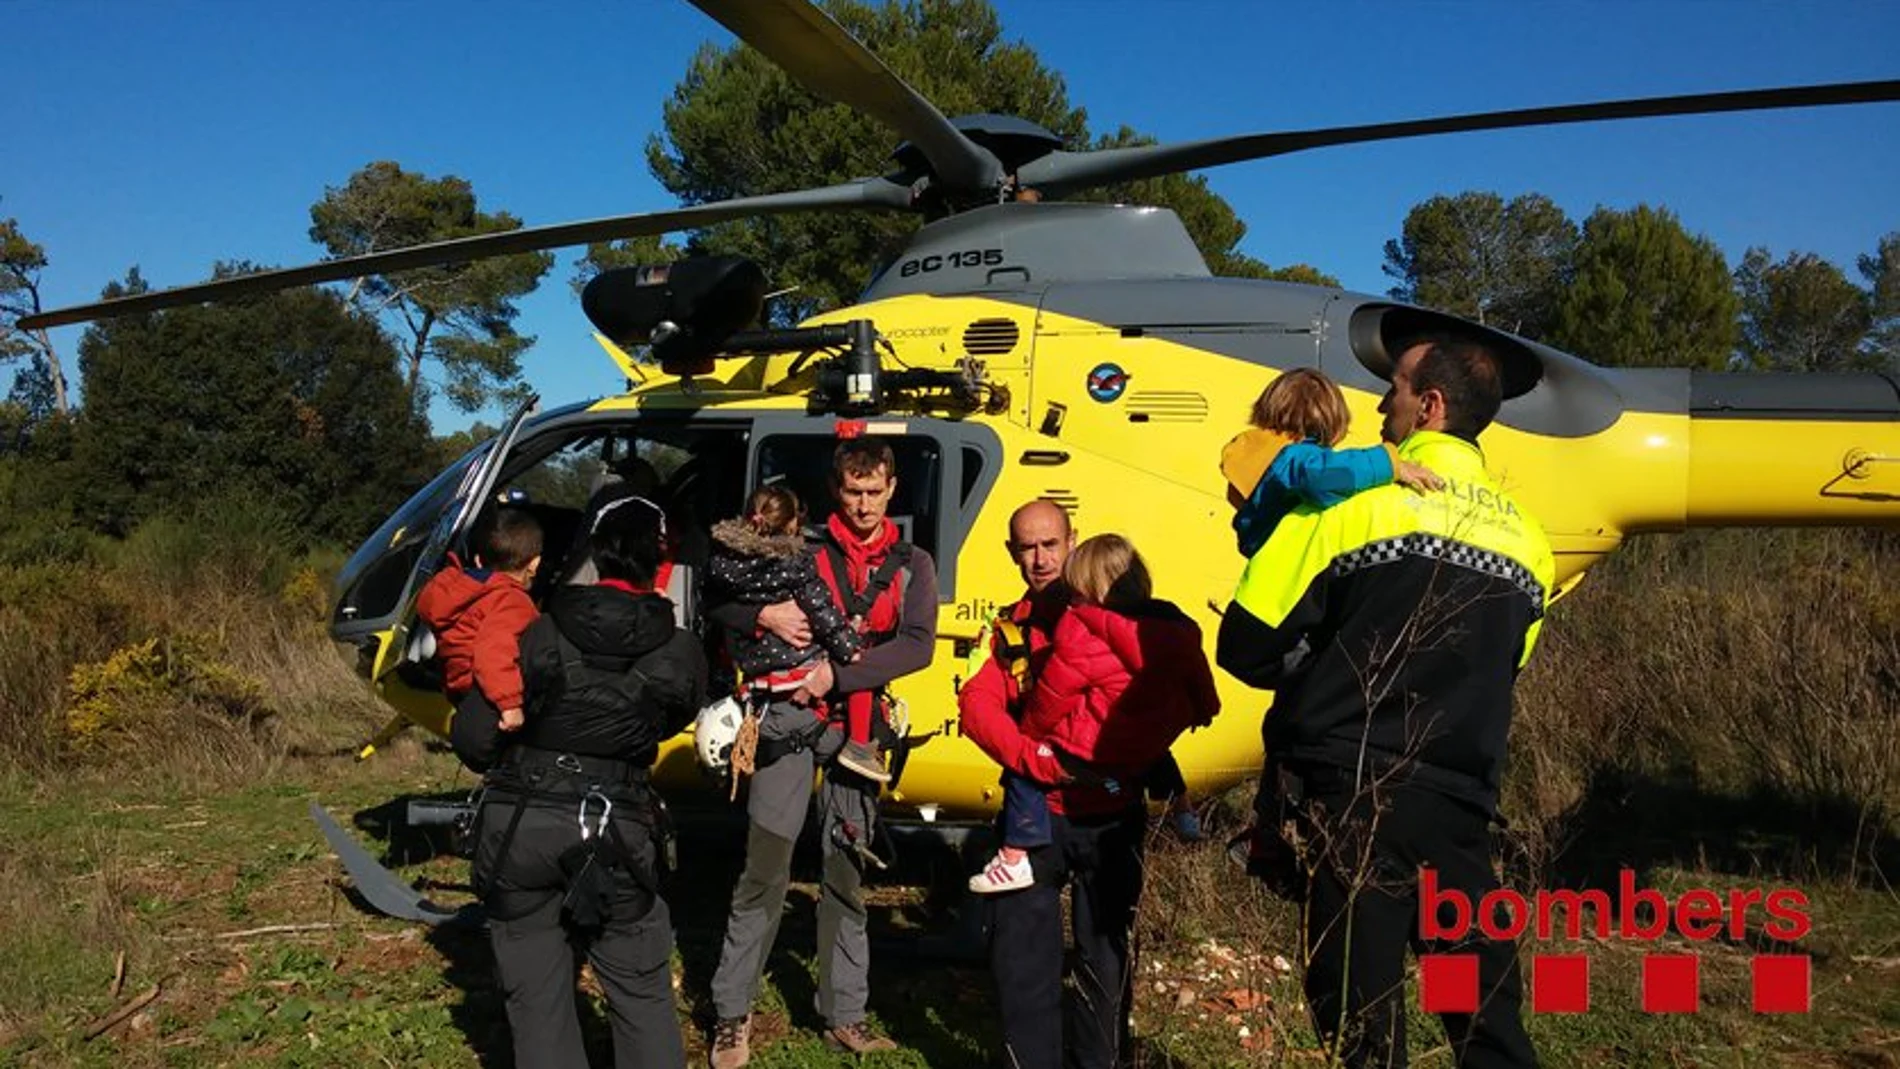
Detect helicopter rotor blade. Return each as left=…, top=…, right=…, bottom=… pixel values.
left=686, top=0, right=1006, bottom=193
left=20, top=177, right=912, bottom=331
left=1018, top=78, right=1900, bottom=196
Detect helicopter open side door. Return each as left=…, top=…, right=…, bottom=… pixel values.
left=742, top=413, right=1002, bottom=607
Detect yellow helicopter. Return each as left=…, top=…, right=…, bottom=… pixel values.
left=25, top=1, right=1900, bottom=850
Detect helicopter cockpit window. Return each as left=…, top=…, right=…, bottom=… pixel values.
left=332, top=441, right=486, bottom=630
left=754, top=434, right=943, bottom=561
left=503, top=434, right=610, bottom=511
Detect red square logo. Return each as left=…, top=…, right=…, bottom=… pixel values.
left=1420, top=954, right=1479, bottom=1014
left=1532, top=954, right=1590, bottom=1014
left=1642, top=954, right=1700, bottom=1014
left=1752, top=956, right=1811, bottom=1013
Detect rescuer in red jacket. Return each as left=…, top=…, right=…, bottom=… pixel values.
left=969, top=533, right=1220, bottom=895
left=957, top=506, right=1219, bottom=1069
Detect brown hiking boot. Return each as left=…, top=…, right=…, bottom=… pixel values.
left=708, top=1015, right=750, bottom=1069
left=835, top=739, right=892, bottom=783
left=825, top=1020, right=897, bottom=1053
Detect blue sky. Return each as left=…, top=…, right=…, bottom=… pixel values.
left=10, top=0, right=1897, bottom=432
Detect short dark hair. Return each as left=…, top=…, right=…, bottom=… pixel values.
left=1411, top=340, right=1503, bottom=440
left=832, top=438, right=896, bottom=484
left=474, top=506, right=542, bottom=572
left=587, top=496, right=666, bottom=586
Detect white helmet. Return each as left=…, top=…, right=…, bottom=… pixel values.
left=693, top=696, right=746, bottom=777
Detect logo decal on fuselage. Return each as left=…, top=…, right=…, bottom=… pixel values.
left=1086, top=362, right=1129, bottom=403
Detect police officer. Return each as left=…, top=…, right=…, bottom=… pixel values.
left=472, top=494, right=707, bottom=1069
left=1216, top=338, right=1553, bottom=1068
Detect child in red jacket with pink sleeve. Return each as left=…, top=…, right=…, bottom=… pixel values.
left=416, top=505, right=543, bottom=731
left=968, top=534, right=1221, bottom=894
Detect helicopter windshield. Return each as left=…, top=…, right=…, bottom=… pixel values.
left=330, top=439, right=488, bottom=631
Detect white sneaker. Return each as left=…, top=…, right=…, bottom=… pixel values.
left=967, top=852, right=1035, bottom=894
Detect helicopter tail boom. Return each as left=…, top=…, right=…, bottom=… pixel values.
left=1687, top=369, right=1900, bottom=526
left=1612, top=369, right=1900, bottom=530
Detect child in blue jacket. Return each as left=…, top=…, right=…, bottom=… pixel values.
left=1218, top=367, right=1443, bottom=877
left=1221, top=368, right=1443, bottom=557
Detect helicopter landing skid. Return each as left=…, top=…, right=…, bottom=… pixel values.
left=310, top=797, right=998, bottom=959
left=309, top=801, right=482, bottom=928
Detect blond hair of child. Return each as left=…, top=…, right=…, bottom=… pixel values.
left=1063, top=534, right=1152, bottom=610
left=1249, top=367, right=1352, bottom=444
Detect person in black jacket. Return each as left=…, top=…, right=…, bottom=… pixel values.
left=1217, top=340, right=1550, bottom=1068
left=470, top=493, right=707, bottom=1069
left=708, top=486, right=862, bottom=679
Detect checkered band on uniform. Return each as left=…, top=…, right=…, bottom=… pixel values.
left=1330, top=534, right=1547, bottom=618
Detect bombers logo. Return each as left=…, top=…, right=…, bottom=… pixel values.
left=1086, top=362, right=1129, bottom=403
left=1418, top=869, right=1813, bottom=1015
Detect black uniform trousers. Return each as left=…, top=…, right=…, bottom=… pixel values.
left=1283, top=765, right=1537, bottom=1069
left=985, top=803, right=1146, bottom=1069
left=475, top=791, right=684, bottom=1069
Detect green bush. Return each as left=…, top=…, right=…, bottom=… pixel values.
left=0, top=496, right=380, bottom=778
left=107, top=493, right=304, bottom=596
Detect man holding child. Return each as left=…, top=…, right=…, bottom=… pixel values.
left=704, top=437, right=939, bottom=1066
left=1219, top=340, right=1553, bottom=1068
left=960, top=499, right=1221, bottom=1069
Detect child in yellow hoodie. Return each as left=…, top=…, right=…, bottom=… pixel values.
left=1221, top=369, right=1443, bottom=557
left=1219, top=368, right=1443, bottom=877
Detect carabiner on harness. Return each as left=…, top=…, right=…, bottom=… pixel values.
left=577, top=790, right=614, bottom=842
left=562, top=790, right=625, bottom=930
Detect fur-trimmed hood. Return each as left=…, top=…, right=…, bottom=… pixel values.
left=710, top=517, right=808, bottom=559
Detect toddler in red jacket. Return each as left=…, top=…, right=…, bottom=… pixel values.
left=416, top=505, right=543, bottom=731
left=969, top=534, right=1220, bottom=894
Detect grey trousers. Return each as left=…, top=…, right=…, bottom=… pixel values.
left=478, top=797, right=686, bottom=1069
left=708, top=701, right=878, bottom=1028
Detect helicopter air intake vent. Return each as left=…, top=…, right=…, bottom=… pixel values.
left=962, top=318, right=1021, bottom=356
left=1126, top=391, right=1208, bottom=423
left=1041, top=491, right=1080, bottom=518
